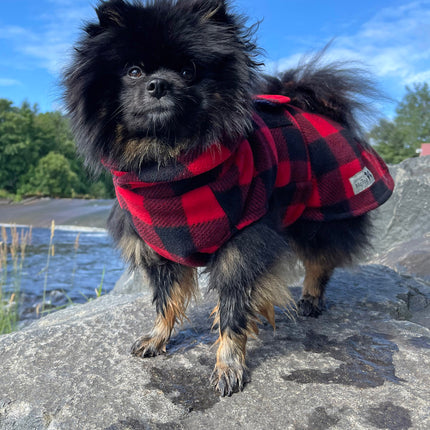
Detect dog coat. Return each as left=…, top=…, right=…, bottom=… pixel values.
left=109, top=95, right=394, bottom=266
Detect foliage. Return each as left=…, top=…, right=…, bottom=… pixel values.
left=0, top=98, right=114, bottom=199
left=0, top=225, right=31, bottom=334
left=18, top=152, right=79, bottom=197
left=369, top=83, right=430, bottom=164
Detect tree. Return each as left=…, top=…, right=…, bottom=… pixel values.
left=18, top=152, right=79, bottom=197
left=0, top=101, right=40, bottom=192
left=0, top=98, right=114, bottom=199
left=370, top=83, right=430, bottom=163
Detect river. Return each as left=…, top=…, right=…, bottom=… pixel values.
left=0, top=199, right=126, bottom=325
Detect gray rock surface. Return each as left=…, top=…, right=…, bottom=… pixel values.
left=369, top=156, right=430, bottom=280
left=1, top=156, right=430, bottom=430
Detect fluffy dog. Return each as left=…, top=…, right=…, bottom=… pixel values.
left=64, top=0, right=394, bottom=396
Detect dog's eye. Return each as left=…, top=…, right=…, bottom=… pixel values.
left=181, top=62, right=196, bottom=82
left=127, top=66, right=143, bottom=79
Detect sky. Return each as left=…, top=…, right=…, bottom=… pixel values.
left=1, top=0, right=430, bottom=119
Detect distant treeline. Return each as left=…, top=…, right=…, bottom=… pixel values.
left=369, top=83, right=430, bottom=163
left=1, top=83, right=429, bottom=199
left=0, top=99, right=114, bottom=199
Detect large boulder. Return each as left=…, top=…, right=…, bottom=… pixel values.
left=1, top=156, right=430, bottom=429
left=1, top=266, right=429, bottom=429
left=369, top=156, right=430, bottom=280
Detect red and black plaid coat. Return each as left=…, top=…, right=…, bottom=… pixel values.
left=109, top=95, right=394, bottom=266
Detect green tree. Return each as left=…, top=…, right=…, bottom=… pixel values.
left=0, top=100, right=41, bottom=193
left=18, top=152, right=79, bottom=197
left=370, top=83, right=430, bottom=163
left=0, top=98, right=114, bottom=198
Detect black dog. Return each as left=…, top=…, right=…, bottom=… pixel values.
left=64, top=0, right=394, bottom=396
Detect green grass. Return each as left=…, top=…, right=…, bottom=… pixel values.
left=95, top=266, right=106, bottom=298
left=0, top=225, right=31, bottom=334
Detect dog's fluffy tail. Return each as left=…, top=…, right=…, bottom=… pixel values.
left=260, top=49, right=383, bottom=138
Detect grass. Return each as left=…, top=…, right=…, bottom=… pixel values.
left=0, top=222, right=107, bottom=335
left=41, top=220, right=56, bottom=315
left=95, top=266, right=106, bottom=298
left=0, top=225, right=32, bottom=334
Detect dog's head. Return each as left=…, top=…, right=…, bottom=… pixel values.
left=64, top=0, right=260, bottom=171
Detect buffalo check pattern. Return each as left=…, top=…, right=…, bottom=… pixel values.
left=109, top=95, right=394, bottom=266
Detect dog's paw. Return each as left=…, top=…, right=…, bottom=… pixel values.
left=210, top=365, right=249, bottom=397
left=297, top=296, right=324, bottom=318
left=130, top=335, right=166, bottom=357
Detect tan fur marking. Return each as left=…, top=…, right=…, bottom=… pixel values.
left=162, top=266, right=198, bottom=325
left=215, top=330, right=247, bottom=370
left=211, top=305, right=247, bottom=362
left=250, top=255, right=298, bottom=329
left=210, top=303, right=220, bottom=330
left=203, top=4, right=222, bottom=21
left=302, top=259, right=334, bottom=298
left=218, top=244, right=244, bottom=275
left=115, top=124, right=125, bottom=140
left=132, top=267, right=198, bottom=355
left=211, top=329, right=248, bottom=394
left=118, top=232, right=146, bottom=266
left=115, top=129, right=190, bottom=167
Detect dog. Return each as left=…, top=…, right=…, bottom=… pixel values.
left=63, top=0, right=394, bottom=396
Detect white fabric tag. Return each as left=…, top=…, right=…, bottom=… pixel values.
left=349, top=167, right=375, bottom=195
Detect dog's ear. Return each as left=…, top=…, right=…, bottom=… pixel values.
left=186, top=0, right=229, bottom=23
left=94, top=0, right=128, bottom=29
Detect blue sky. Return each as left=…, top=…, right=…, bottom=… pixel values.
left=1, top=0, right=430, bottom=118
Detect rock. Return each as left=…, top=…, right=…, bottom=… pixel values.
left=369, top=156, right=430, bottom=280
left=0, top=266, right=430, bottom=429
left=111, top=268, right=150, bottom=295
left=1, top=157, right=430, bottom=429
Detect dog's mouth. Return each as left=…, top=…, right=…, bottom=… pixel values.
left=125, top=102, right=177, bottom=131
left=120, top=85, right=202, bottom=141
left=131, top=106, right=172, bottom=118
left=135, top=96, right=176, bottom=114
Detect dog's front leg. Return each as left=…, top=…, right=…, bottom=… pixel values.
left=131, top=260, right=197, bottom=357
left=208, top=220, right=294, bottom=396
left=108, top=204, right=198, bottom=357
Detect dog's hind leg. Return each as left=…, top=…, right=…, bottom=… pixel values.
left=297, top=259, right=334, bottom=317
left=287, top=214, right=372, bottom=318
left=208, top=220, right=296, bottom=396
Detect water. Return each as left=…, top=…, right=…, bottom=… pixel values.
left=1, top=224, right=125, bottom=324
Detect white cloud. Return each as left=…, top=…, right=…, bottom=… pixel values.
left=0, top=25, right=38, bottom=42
left=0, top=1, right=93, bottom=76
left=405, top=70, right=430, bottom=85
left=0, top=78, right=22, bottom=87
left=269, top=1, right=430, bottom=89
left=2, top=0, right=429, bottom=101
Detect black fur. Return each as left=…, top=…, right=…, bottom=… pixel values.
left=257, top=47, right=382, bottom=140
left=208, top=219, right=289, bottom=335
left=64, top=0, right=383, bottom=396
left=288, top=215, right=371, bottom=265
left=63, top=0, right=261, bottom=172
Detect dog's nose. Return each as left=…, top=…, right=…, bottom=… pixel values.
left=146, top=78, right=169, bottom=99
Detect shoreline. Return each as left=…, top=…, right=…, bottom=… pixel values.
left=0, top=197, right=113, bottom=229
left=0, top=223, right=108, bottom=233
